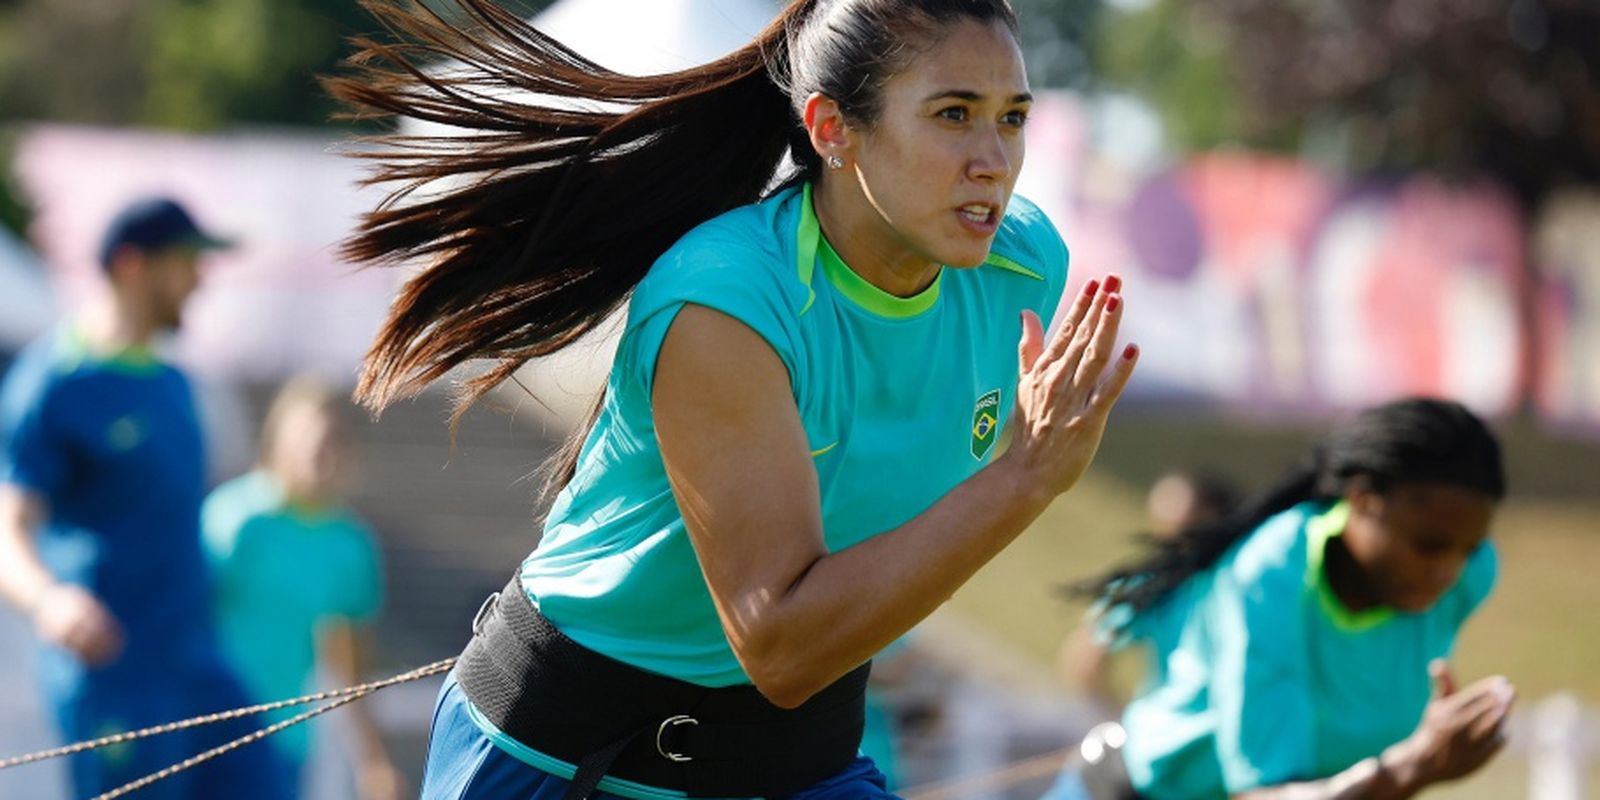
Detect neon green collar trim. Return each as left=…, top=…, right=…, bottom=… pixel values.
left=1306, top=500, right=1395, bottom=632
left=797, top=183, right=942, bottom=319
left=60, top=325, right=163, bottom=375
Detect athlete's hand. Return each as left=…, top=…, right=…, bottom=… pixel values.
left=1386, top=660, right=1515, bottom=789
left=32, top=583, right=124, bottom=666
left=1001, top=275, right=1137, bottom=501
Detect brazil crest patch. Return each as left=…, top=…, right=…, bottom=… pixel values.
left=970, top=389, right=1001, bottom=460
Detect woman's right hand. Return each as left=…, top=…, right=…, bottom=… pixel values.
left=1387, top=660, right=1515, bottom=789
left=1000, top=274, right=1138, bottom=501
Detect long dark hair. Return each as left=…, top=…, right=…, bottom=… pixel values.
left=1085, top=398, right=1506, bottom=615
left=325, top=0, right=1019, bottom=489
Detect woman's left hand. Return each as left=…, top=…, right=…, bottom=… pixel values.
left=999, top=275, right=1138, bottom=503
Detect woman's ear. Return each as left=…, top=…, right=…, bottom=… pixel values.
left=802, top=92, right=852, bottom=167
left=1344, top=476, right=1384, bottom=519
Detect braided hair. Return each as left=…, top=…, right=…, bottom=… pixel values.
left=1085, top=398, right=1505, bottom=615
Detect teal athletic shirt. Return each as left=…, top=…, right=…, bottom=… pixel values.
left=1117, top=501, right=1498, bottom=799
left=521, top=182, right=1067, bottom=688
left=202, top=471, right=383, bottom=761
left=494, top=183, right=1066, bottom=795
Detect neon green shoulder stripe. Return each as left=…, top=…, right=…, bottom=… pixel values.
left=795, top=184, right=820, bottom=316
left=983, top=252, right=1044, bottom=281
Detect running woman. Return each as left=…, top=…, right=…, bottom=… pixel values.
left=1047, top=398, right=1514, bottom=800
left=328, top=1, right=1139, bottom=797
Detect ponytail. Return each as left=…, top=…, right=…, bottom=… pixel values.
left=1082, top=461, right=1326, bottom=615
left=325, top=0, right=820, bottom=417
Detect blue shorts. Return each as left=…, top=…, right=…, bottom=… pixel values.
left=421, top=672, right=899, bottom=800
left=1040, top=768, right=1092, bottom=800
left=46, top=647, right=296, bottom=800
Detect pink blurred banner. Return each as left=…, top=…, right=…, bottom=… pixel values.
left=14, top=125, right=402, bottom=386
left=1016, top=98, right=1532, bottom=421
left=1533, top=192, right=1600, bottom=434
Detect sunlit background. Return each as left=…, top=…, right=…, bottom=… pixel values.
left=1, top=0, right=1596, bottom=797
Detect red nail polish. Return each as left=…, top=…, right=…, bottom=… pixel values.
left=1104, top=275, right=1122, bottom=293
left=1084, top=279, right=1100, bottom=296
left=1106, top=294, right=1121, bottom=312
left=1123, top=343, right=1139, bottom=360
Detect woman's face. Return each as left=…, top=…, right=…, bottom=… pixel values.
left=1343, top=481, right=1496, bottom=612
left=847, top=18, right=1031, bottom=268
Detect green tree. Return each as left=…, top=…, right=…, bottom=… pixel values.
left=1100, top=0, right=1600, bottom=209
left=139, top=0, right=341, bottom=129
left=0, top=131, right=30, bottom=237
left=0, top=0, right=562, bottom=131
left=1010, top=0, right=1105, bottom=90
left=1097, top=0, right=1255, bottom=152
left=0, top=0, right=148, bottom=125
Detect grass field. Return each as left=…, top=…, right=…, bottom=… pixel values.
left=942, top=410, right=1600, bottom=796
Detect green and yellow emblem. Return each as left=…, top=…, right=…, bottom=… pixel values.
left=970, top=389, right=1001, bottom=460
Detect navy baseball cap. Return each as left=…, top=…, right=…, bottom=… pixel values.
left=98, top=197, right=233, bottom=269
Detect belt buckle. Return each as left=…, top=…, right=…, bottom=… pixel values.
left=472, top=591, right=500, bottom=636
left=655, top=714, right=698, bottom=763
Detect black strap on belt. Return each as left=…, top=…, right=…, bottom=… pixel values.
left=455, top=579, right=870, bottom=799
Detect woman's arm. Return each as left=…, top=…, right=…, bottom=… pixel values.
left=1235, top=664, right=1515, bottom=800
left=1058, top=620, right=1121, bottom=715
left=0, top=485, right=123, bottom=665
left=1232, top=754, right=1411, bottom=800
left=0, top=485, right=56, bottom=613
left=653, top=280, right=1133, bottom=708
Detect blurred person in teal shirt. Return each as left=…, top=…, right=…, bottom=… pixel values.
left=203, top=377, right=402, bottom=799
left=1046, top=398, right=1514, bottom=800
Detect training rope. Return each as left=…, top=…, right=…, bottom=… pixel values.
left=92, top=689, right=368, bottom=800
left=0, top=657, right=456, bottom=798
left=8, top=656, right=1079, bottom=799
left=902, top=745, right=1077, bottom=799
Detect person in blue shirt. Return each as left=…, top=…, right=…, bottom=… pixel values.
left=1046, top=398, right=1513, bottom=800
left=324, top=0, right=1140, bottom=798
left=0, top=197, right=293, bottom=800
left=203, top=376, right=401, bottom=799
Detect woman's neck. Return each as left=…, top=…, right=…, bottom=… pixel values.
left=811, top=177, right=941, bottom=298
left=1323, top=534, right=1385, bottom=612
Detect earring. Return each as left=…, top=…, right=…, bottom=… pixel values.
left=827, top=155, right=845, bottom=170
